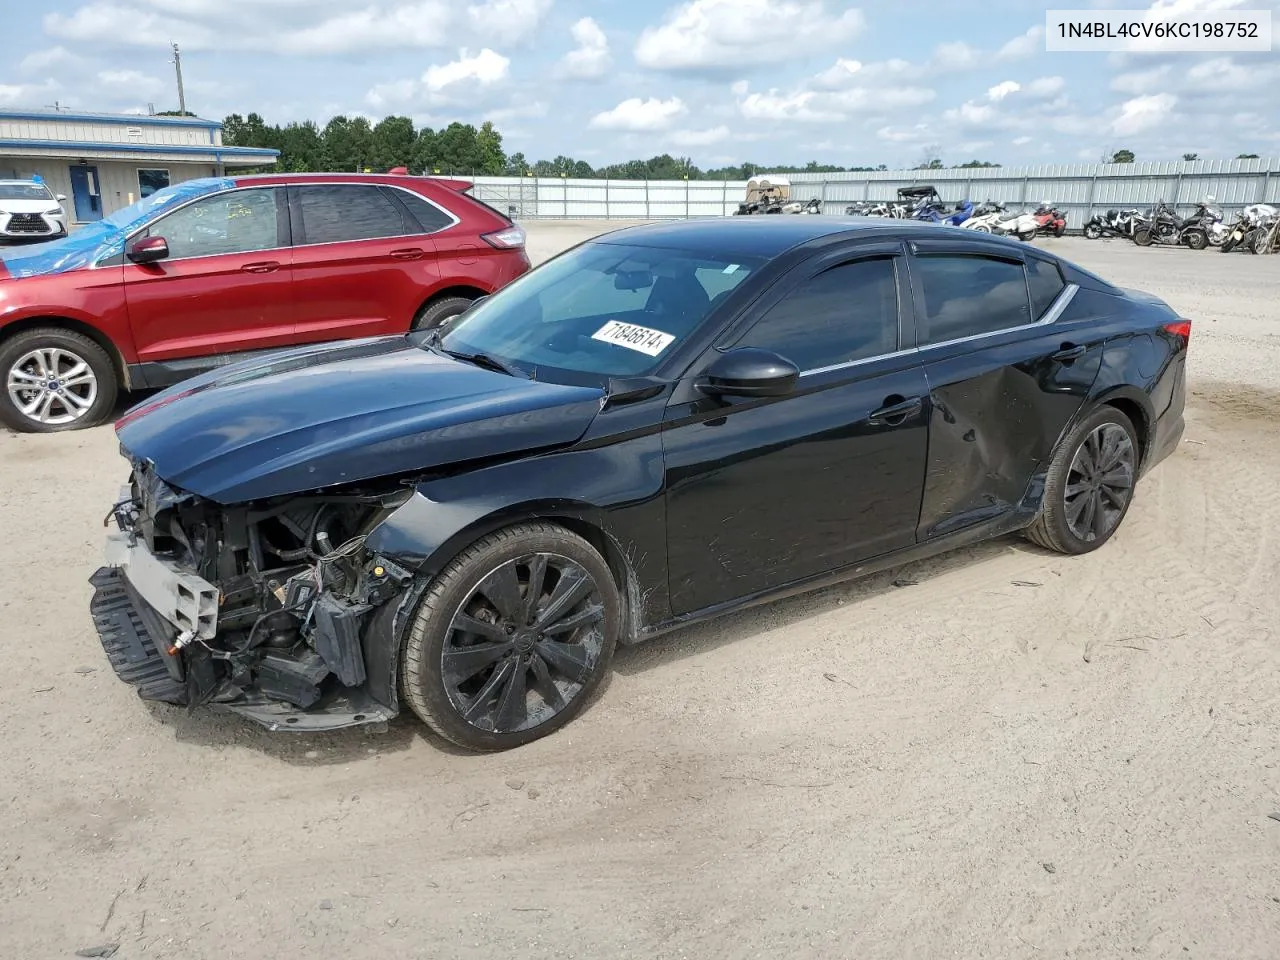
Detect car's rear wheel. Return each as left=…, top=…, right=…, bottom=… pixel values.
left=0, top=327, right=118, bottom=433
left=412, top=295, right=476, bottom=332
left=401, top=522, right=619, bottom=751
left=1025, top=407, right=1139, bottom=555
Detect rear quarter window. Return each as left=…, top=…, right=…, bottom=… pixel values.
left=1026, top=256, right=1067, bottom=318
left=391, top=188, right=456, bottom=234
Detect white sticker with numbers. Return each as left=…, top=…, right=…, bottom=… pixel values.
left=591, top=320, right=676, bottom=357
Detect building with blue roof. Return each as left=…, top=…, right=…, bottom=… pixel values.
left=0, top=109, right=278, bottom=231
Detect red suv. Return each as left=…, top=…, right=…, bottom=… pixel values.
left=0, top=173, right=530, bottom=432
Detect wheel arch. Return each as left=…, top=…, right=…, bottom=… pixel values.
left=1087, top=384, right=1154, bottom=467
left=0, top=315, right=132, bottom=389
left=414, top=284, right=489, bottom=319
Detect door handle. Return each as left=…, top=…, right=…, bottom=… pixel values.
left=868, top=395, right=923, bottom=426
left=241, top=261, right=280, bottom=274
left=390, top=247, right=425, bottom=261
left=1051, top=343, right=1087, bottom=363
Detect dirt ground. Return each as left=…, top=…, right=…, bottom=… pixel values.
left=2, top=225, right=1278, bottom=960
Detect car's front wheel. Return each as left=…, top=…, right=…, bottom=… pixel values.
left=1025, top=406, right=1139, bottom=555
left=401, top=522, right=619, bottom=751
left=0, top=327, right=118, bottom=433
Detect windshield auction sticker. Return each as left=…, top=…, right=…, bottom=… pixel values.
left=592, top=321, right=676, bottom=357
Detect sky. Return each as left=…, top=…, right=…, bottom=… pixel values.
left=2, top=0, right=1278, bottom=169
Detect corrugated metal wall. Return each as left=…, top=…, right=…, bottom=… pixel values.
left=468, top=157, right=1280, bottom=225
left=0, top=116, right=218, bottom=147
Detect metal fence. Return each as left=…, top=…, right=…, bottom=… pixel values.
left=467, top=157, right=1280, bottom=227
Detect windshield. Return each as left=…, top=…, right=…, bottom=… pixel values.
left=0, top=183, right=54, bottom=201
left=438, top=241, right=763, bottom=382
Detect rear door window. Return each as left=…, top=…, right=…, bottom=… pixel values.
left=914, top=255, right=1033, bottom=345
left=296, top=184, right=408, bottom=245
left=1025, top=256, right=1067, bottom=318
left=733, top=257, right=900, bottom=371
left=390, top=188, right=455, bottom=234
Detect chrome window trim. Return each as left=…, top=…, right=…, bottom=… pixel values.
left=290, top=182, right=461, bottom=250
left=915, top=282, right=1079, bottom=352
left=795, top=282, right=1079, bottom=377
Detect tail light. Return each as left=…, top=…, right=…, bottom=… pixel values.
left=1163, top=319, right=1192, bottom=340
left=481, top=225, right=526, bottom=249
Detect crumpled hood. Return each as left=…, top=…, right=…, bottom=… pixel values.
left=115, top=337, right=605, bottom=503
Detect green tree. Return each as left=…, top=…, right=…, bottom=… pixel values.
left=435, top=122, right=483, bottom=173
left=1182, top=152, right=1199, bottom=161
left=505, top=151, right=529, bottom=176
left=320, top=115, right=373, bottom=171
left=1110, top=148, right=1135, bottom=163
left=411, top=128, right=438, bottom=174
left=953, top=160, right=1001, bottom=168
left=1237, top=153, right=1260, bottom=159
left=475, top=121, right=506, bottom=175
left=370, top=116, right=416, bottom=171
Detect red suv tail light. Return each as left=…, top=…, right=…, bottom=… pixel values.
left=481, top=225, right=526, bottom=249
left=1163, top=319, right=1192, bottom=340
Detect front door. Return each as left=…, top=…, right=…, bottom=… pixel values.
left=662, top=246, right=931, bottom=616
left=68, top=165, right=102, bottom=222
left=905, top=243, right=1105, bottom=540
left=123, top=186, right=295, bottom=365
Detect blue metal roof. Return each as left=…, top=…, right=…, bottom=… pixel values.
left=0, top=138, right=279, bottom=159
left=0, top=109, right=222, bottom=129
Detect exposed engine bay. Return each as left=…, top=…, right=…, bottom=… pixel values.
left=93, top=455, right=417, bottom=728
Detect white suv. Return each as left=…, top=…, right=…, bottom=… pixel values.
left=0, top=180, right=68, bottom=243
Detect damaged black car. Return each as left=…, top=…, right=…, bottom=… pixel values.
left=92, top=218, right=1189, bottom=751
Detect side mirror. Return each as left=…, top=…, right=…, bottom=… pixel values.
left=127, top=235, right=170, bottom=264
left=55, top=194, right=67, bottom=202
left=697, top=348, right=799, bottom=399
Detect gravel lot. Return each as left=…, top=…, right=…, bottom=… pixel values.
left=2, top=224, right=1278, bottom=959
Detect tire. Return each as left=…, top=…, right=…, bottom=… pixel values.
left=1184, top=229, right=1208, bottom=251
left=400, top=522, right=620, bottom=752
left=411, top=295, right=476, bottom=332
left=1133, top=227, right=1153, bottom=247
left=1220, top=234, right=1239, bottom=253
left=1016, top=229, right=1035, bottom=242
left=1243, top=229, right=1261, bottom=253
left=1024, top=406, right=1139, bottom=555
left=972, top=223, right=993, bottom=233
left=0, top=327, right=118, bottom=433
left=1053, top=223, right=1066, bottom=238
left=1252, top=230, right=1273, bottom=255
left=1084, top=223, right=1102, bottom=240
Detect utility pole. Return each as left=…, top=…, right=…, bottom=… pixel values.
left=171, top=42, right=187, bottom=115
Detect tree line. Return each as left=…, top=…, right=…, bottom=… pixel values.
left=221, top=113, right=1265, bottom=180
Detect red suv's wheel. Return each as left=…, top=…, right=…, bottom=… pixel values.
left=0, top=327, right=118, bottom=433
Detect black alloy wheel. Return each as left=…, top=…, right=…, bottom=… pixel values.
left=1025, top=407, right=1139, bottom=555
left=1063, top=422, right=1136, bottom=543
left=401, top=523, right=618, bottom=751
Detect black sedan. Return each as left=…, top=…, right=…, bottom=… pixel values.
left=91, top=217, right=1189, bottom=751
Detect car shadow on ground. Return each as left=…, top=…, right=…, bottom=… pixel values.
left=141, top=532, right=1055, bottom=765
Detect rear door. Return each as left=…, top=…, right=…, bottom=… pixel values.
left=905, top=241, right=1104, bottom=540
left=288, top=183, right=448, bottom=343
left=122, top=186, right=294, bottom=363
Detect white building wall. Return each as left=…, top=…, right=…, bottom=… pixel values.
left=0, top=157, right=220, bottom=226
left=0, top=116, right=220, bottom=147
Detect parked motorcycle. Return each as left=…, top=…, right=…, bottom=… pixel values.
left=991, top=206, right=1041, bottom=242
left=1220, top=203, right=1276, bottom=253
left=960, top=200, right=1008, bottom=233
left=781, top=197, right=823, bottom=215
left=1132, top=199, right=1214, bottom=250
left=1243, top=210, right=1279, bottom=255
left=945, top=199, right=975, bottom=226
left=1031, top=203, right=1067, bottom=237
left=1083, top=207, right=1145, bottom=240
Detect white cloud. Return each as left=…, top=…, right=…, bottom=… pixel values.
left=1111, top=92, right=1178, bottom=134
left=1012, top=135, right=1033, bottom=145
left=987, top=81, right=1021, bottom=102
left=812, top=58, right=863, bottom=88
left=19, top=46, right=81, bottom=74
left=1026, top=76, right=1065, bottom=97
left=738, top=90, right=840, bottom=123
left=364, top=79, right=420, bottom=109
left=96, top=69, right=165, bottom=96
left=947, top=101, right=996, bottom=125
left=483, top=99, right=549, bottom=123
left=590, top=96, right=687, bottom=130
left=667, top=125, right=731, bottom=146
left=635, top=0, right=865, bottom=71
left=466, top=0, right=551, bottom=45
left=829, top=86, right=935, bottom=112
left=730, top=79, right=749, bottom=96
left=932, top=41, right=980, bottom=71
left=0, top=80, right=60, bottom=107
left=280, top=3, right=455, bottom=53
left=558, top=17, right=611, bottom=79
left=998, top=24, right=1044, bottom=60
left=424, top=48, right=510, bottom=91
left=1112, top=65, right=1173, bottom=93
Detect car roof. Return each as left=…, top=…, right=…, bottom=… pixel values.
left=590, top=216, right=1017, bottom=259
